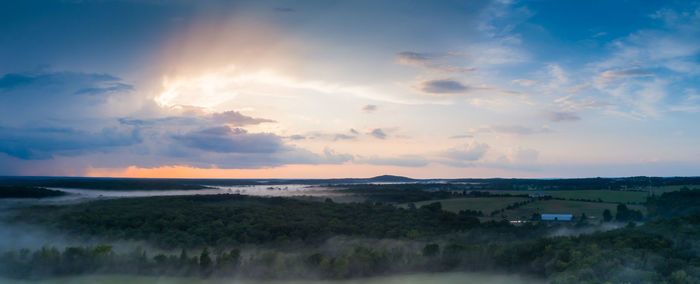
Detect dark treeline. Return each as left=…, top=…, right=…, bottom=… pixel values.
left=13, top=194, right=502, bottom=249
left=335, top=184, right=527, bottom=203
left=1, top=214, right=698, bottom=283
left=647, top=189, right=700, bottom=218
left=0, top=177, right=208, bottom=190
left=0, top=186, right=66, bottom=198
left=450, top=176, right=700, bottom=191
left=2, top=175, right=698, bottom=191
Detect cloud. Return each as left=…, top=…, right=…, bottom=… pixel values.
left=396, top=51, right=475, bottom=73
left=0, top=71, right=137, bottom=126
left=172, top=126, right=283, bottom=154
left=0, top=125, right=141, bottom=160
left=397, top=51, right=435, bottom=64
left=506, top=147, right=539, bottom=164
left=369, top=128, right=387, bottom=139
left=419, top=79, right=469, bottom=94
left=211, top=111, right=276, bottom=126
left=74, top=82, right=134, bottom=95
left=288, top=134, right=306, bottom=140
left=511, top=79, right=537, bottom=86
left=0, top=73, right=37, bottom=89
left=596, top=67, right=654, bottom=86
left=0, top=72, right=122, bottom=92
left=361, top=104, right=377, bottom=113
left=333, top=134, right=356, bottom=141
left=553, top=95, right=611, bottom=111
left=546, top=111, right=581, bottom=122
left=417, top=79, right=520, bottom=96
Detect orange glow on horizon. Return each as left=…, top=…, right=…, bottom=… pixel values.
left=84, top=163, right=531, bottom=179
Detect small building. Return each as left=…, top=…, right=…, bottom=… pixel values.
left=541, top=214, right=573, bottom=221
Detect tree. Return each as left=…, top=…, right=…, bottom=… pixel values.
left=199, top=247, right=212, bottom=277
left=603, top=209, right=612, bottom=222
left=422, top=243, right=440, bottom=257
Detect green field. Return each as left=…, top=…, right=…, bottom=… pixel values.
left=408, top=197, right=528, bottom=215
left=0, top=273, right=544, bottom=284
left=487, top=185, right=699, bottom=203
left=497, top=199, right=646, bottom=221
left=488, top=190, right=648, bottom=203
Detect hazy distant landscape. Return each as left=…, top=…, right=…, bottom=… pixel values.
left=1, top=176, right=699, bottom=283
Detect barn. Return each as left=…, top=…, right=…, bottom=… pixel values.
left=541, top=214, right=573, bottom=221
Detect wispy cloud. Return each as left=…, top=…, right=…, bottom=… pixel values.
left=545, top=111, right=581, bottom=122
left=396, top=51, right=475, bottom=73
left=361, top=104, right=377, bottom=113
left=417, top=79, right=520, bottom=96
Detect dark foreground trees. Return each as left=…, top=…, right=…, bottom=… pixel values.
left=2, top=214, right=699, bottom=283
left=15, top=194, right=485, bottom=249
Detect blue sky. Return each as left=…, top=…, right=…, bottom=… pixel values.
left=0, top=0, right=699, bottom=178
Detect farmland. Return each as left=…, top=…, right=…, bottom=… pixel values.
left=407, top=197, right=528, bottom=215
left=498, top=199, right=647, bottom=221
left=486, top=190, right=648, bottom=203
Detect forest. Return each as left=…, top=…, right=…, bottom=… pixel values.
left=0, top=188, right=699, bottom=283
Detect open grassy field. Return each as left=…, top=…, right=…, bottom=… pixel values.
left=407, top=197, right=528, bottom=215
left=487, top=190, right=648, bottom=203
left=497, top=199, right=647, bottom=221
left=486, top=185, right=699, bottom=203
left=650, top=185, right=700, bottom=194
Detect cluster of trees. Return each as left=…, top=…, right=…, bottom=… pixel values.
left=0, top=186, right=66, bottom=198
left=334, top=184, right=460, bottom=203
left=4, top=187, right=699, bottom=282
left=2, top=214, right=698, bottom=282
left=647, top=189, right=700, bottom=218
left=16, top=194, right=490, bottom=249
left=614, top=204, right=644, bottom=222
left=0, top=178, right=208, bottom=190
left=490, top=199, right=535, bottom=217
left=450, top=177, right=700, bottom=191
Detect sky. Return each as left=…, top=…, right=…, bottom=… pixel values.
left=0, top=0, right=699, bottom=178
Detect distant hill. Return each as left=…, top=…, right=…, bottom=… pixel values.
left=367, top=175, right=416, bottom=182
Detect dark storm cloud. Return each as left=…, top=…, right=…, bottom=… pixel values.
left=0, top=126, right=142, bottom=160
left=172, top=126, right=283, bottom=154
